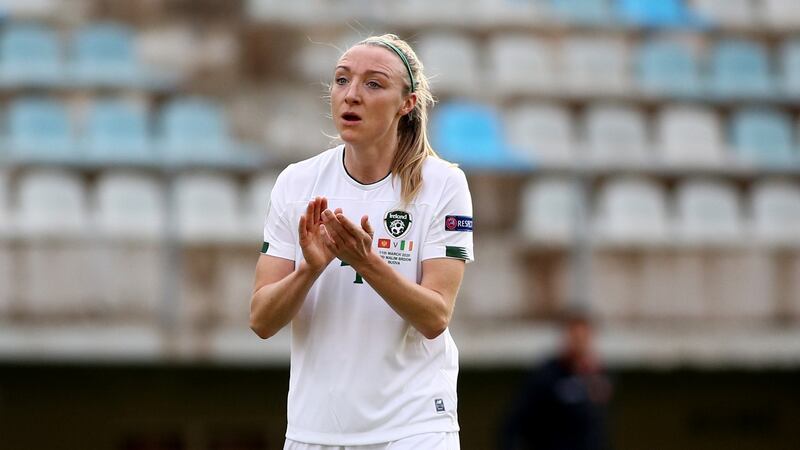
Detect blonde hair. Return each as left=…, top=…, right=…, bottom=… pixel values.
left=353, top=34, right=441, bottom=205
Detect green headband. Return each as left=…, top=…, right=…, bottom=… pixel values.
left=378, top=40, right=416, bottom=93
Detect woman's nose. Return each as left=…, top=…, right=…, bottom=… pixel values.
left=344, top=83, right=361, bottom=104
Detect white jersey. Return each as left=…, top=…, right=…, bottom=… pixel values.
left=261, top=144, right=474, bottom=445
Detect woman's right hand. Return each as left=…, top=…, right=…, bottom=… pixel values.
left=298, top=197, right=337, bottom=273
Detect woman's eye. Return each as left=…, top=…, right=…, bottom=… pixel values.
left=366, top=81, right=381, bottom=89
left=335, top=77, right=348, bottom=85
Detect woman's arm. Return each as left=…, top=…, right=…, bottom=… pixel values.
left=249, top=255, right=321, bottom=339
left=249, top=197, right=336, bottom=339
left=321, top=209, right=465, bottom=339
left=360, top=254, right=465, bottom=339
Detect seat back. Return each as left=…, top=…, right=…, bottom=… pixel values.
left=95, top=172, right=164, bottom=239
left=9, top=98, right=74, bottom=160
left=731, top=108, right=795, bottom=165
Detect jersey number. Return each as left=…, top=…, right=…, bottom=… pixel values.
left=339, top=259, right=363, bottom=284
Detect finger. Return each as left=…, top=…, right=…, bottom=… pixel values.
left=320, top=224, right=337, bottom=249
left=298, top=215, right=307, bottom=240
left=361, top=215, right=373, bottom=236
left=305, top=200, right=314, bottom=232
left=337, top=212, right=367, bottom=238
left=324, top=209, right=353, bottom=241
left=313, top=197, right=322, bottom=226
left=320, top=197, right=329, bottom=222
left=334, top=207, right=342, bottom=215
left=322, top=223, right=344, bottom=249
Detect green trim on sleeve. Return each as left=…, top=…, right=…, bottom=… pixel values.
left=261, top=242, right=270, bottom=253
left=445, top=245, right=469, bottom=260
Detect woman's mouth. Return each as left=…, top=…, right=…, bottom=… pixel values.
left=341, top=112, right=362, bottom=124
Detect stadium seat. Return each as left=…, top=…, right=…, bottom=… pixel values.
left=15, top=170, right=98, bottom=317
left=95, top=172, right=165, bottom=240
left=731, top=108, right=795, bottom=165
left=692, top=0, right=755, bottom=27
left=247, top=0, right=325, bottom=22
left=431, top=101, right=531, bottom=171
left=549, top=0, right=612, bottom=24
left=70, top=22, right=168, bottom=88
left=8, top=98, right=76, bottom=162
left=85, top=100, right=154, bottom=165
left=245, top=172, right=278, bottom=241
left=505, top=104, right=575, bottom=165
left=675, top=179, right=742, bottom=242
left=15, top=170, right=87, bottom=236
left=657, top=105, right=725, bottom=166
left=487, top=35, right=556, bottom=95
left=636, top=39, right=702, bottom=96
left=416, top=33, right=480, bottom=94
left=94, top=172, right=164, bottom=317
left=520, top=177, right=580, bottom=243
left=160, top=98, right=232, bottom=164
left=261, top=85, right=334, bottom=161
left=751, top=180, right=800, bottom=244
left=561, top=36, right=630, bottom=96
left=761, top=0, right=800, bottom=29
left=709, top=40, right=774, bottom=98
left=0, top=24, right=64, bottom=87
left=614, top=0, right=704, bottom=27
left=780, top=39, right=800, bottom=97
left=477, top=0, right=545, bottom=25
left=174, top=173, right=241, bottom=242
left=585, top=105, right=649, bottom=165
left=594, top=177, right=669, bottom=243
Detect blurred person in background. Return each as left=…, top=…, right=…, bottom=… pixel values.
left=249, top=34, right=474, bottom=450
left=499, top=309, right=613, bottom=450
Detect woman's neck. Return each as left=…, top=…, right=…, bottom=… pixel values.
left=343, top=136, right=397, bottom=184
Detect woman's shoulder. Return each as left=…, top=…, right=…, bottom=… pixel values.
left=276, top=145, right=342, bottom=184
left=422, top=155, right=468, bottom=188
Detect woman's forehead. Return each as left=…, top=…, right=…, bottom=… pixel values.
left=336, top=44, right=403, bottom=77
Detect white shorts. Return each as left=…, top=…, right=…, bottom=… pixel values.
left=283, top=432, right=460, bottom=450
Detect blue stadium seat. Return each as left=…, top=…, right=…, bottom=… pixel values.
left=731, top=109, right=795, bottom=165
left=85, top=101, right=154, bottom=164
left=160, top=98, right=226, bottom=161
left=8, top=98, right=75, bottom=162
left=549, top=0, right=611, bottom=25
left=431, top=102, right=531, bottom=171
left=0, top=24, right=64, bottom=87
left=159, top=97, right=263, bottom=167
left=70, top=23, right=146, bottom=88
left=780, top=39, right=800, bottom=97
left=636, top=39, right=702, bottom=96
left=614, top=0, right=704, bottom=27
left=710, top=40, right=774, bottom=99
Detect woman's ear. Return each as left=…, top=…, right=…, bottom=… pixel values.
left=399, top=93, right=417, bottom=116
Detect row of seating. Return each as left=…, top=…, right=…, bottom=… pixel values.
left=0, top=22, right=173, bottom=89
left=0, top=170, right=276, bottom=242
left=249, top=0, right=800, bottom=29
left=433, top=102, right=800, bottom=169
left=414, top=33, right=800, bottom=98
left=0, top=170, right=797, bottom=245
left=0, top=97, right=259, bottom=166
left=523, top=177, right=800, bottom=244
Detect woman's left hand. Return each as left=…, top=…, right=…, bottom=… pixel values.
left=321, top=209, right=375, bottom=268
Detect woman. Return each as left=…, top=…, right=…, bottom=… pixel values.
left=250, top=34, right=474, bottom=450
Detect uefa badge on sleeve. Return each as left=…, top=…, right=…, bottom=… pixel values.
left=384, top=209, right=412, bottom=239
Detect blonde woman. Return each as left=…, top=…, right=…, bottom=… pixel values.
left=250, top=34, right=474, bottom=450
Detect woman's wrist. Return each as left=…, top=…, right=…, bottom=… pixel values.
left=352, top=251, right=384, bottom=278
left=298, top=259, right=327, bottom=279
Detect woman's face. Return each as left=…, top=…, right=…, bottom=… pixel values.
left=331, top=44, right=415, bottom=147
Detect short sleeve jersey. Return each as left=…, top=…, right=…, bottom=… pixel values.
left=261, top=145, right=474, bottom=445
